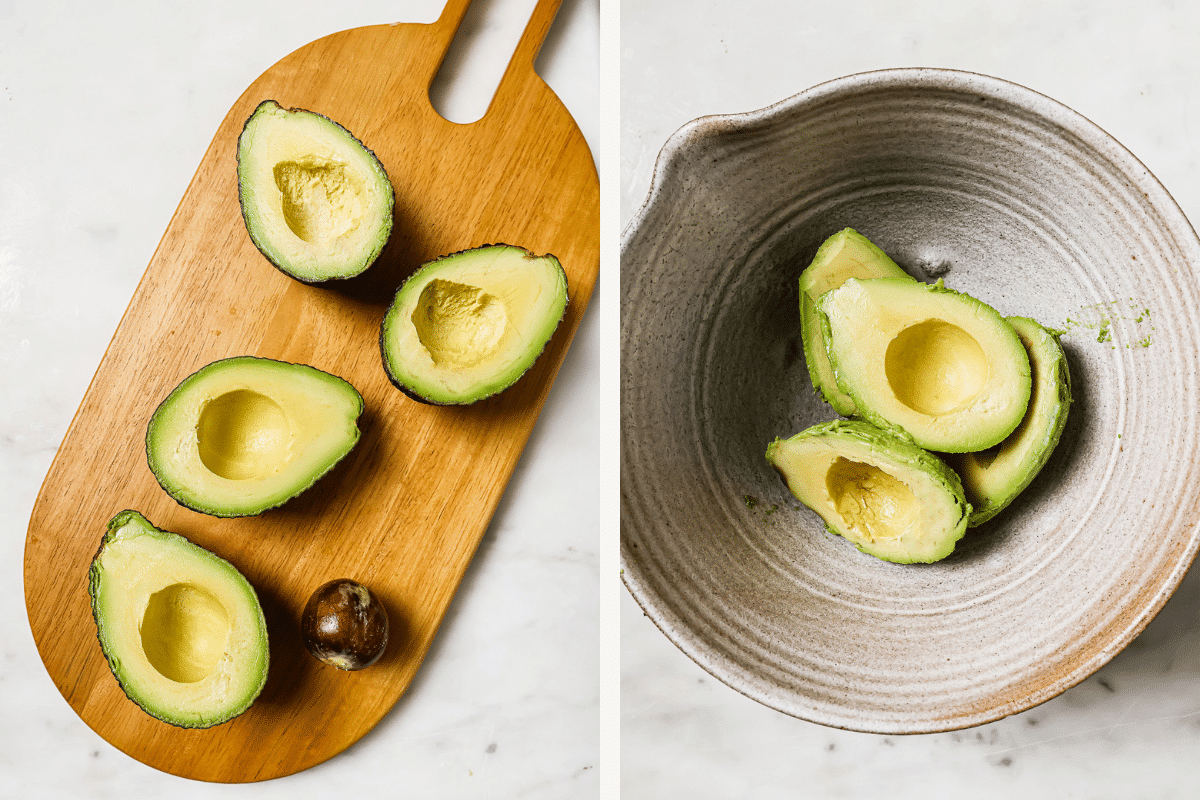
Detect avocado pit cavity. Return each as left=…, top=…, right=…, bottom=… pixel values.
left=412, top=278, right=509, bottom=368
left=826, top=457, right=918, bottom=542
left=141, top=583, right=232, bottom=684
left=197, top=389, right=292, bottom=481
left=885, top=320, right=989, bottom=415
left=766, top=420, right=970, bottom=563
left=273, top=159, right=364, bottom=245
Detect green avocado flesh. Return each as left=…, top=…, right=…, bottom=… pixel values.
left=146, top=356, right=364, bottom=517
left=767, top=420, right=970, bottom=564
left=237, top=100, right=395, bottom=283
left=89, top=510, right=269, bottom=728
left=380, top=244, right=569, bottom=405
left=944, top=316, right=1072, bottom=526
left=799, top=229, right=913, bottom=415
left=819, top=277, right=1031, bottom=453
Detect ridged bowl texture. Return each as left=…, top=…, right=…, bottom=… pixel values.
left=620, top=68, right=1200, bottom=733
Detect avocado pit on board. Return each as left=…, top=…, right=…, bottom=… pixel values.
left=301, top=579, right=389, bottom=671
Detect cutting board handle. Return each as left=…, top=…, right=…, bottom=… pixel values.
left=427, top=0, right=566, bottom=113
left=433, top=0, right=474, bottom=37
left=511, top=0, right=567, bottom=69
left=416, top=0, right=474, bottom=86
left=493, top=0, right=567, bottom=106
left=430, top=0, right=565, bottom=72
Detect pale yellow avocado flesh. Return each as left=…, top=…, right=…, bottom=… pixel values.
left=820, top=277, right=1031, bottom=453
left=413, top=279, right=510, bottom=368
left=944, top=316, right=1072, bottom=526
left=196, top=389, right=291, bottom=481
left=238, top=100, right=394, bottom=282
left=826, top=457, right=922, bottom=539
left=141, top=582, right=231, bottom=683
left=884, top=319, right=989, bottom=416
left=274, top=159, right=364, bottom=245
left=147, top=357, right=363, bottom=517
left=381, top=245, right=568, bottom=404
left=799, top=228, right=913, bottom=416
left=767, top=420, right=970, bottom=563
left=89, top=511, right=269, bottom=728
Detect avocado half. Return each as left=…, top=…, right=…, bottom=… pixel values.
left=146, top=356, right=364, bottom=517
left=237, top=100, right=395, bottom=283
left=89, top=510, right=269, bottom=728
left=944, top=316, right=1072, bottom=526
left=380, top=244, right=569, bottom=405
left=767, top=420, right=970, bottom=564
left=819, top=277, right=1032, bottom=453
left=799, top=228, right=913, bottom=416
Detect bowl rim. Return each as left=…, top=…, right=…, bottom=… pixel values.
left=620, top=66, right=1200, bottom=733
left=622, top=66, right=1190, bottom=247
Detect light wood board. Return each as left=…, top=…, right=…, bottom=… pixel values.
left=23, top=0, right=597, bottom=782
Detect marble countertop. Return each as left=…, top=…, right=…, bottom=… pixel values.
left=622, top=2, right=1200, bottom=798
left=0, top=0, right=602, bottom=796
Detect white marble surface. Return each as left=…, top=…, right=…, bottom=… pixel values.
left=622, top=2, right=1200, bottom=798
left=0, top=0, right=603, bottom=796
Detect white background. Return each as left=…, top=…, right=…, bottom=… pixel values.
left=621, top=2, right=1200, bottom=798
left=0, top=0, right=605, bottom=797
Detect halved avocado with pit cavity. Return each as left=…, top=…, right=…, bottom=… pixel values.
left=237, top=100, right=394, bottom=283
left=89, top=510, right=269, bottom=728
left=767, top=419, right=970, bottom=564
left=943, top=316, right=1072, bottom=526
left=146, top=356, right=364, bottom=517
left=799, top=228, right=913, bottom=416
left=380, top=244, right=569, bottom=405
left=819, top=277, right=1031, bottom=453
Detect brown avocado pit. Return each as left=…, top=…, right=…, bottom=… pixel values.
left=301, top=579, right=389, bottom=671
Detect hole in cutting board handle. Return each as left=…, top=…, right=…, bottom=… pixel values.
left=428, top=0, right=542, bottom=124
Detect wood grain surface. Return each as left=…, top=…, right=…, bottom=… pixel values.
left=23, top=0, right=598, bottom=782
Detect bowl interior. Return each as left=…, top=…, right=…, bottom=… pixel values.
left=621, top=68, right=1200, bottom=733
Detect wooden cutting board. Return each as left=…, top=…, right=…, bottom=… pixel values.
left=23, top=0, right=597, bottom=783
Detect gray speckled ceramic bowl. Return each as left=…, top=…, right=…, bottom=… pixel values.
left=621, top=68, right=1200, bottom=733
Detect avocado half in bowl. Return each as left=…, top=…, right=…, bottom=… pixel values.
left=620, top=68, right=1200, bottom=733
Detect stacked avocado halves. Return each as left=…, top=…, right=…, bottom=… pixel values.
left=767, top=229, right=1071, bottom=564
